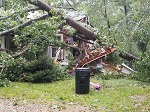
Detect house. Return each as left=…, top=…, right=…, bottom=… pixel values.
left=0, top=9, right=116, bottom=72
left=0, top=2, right=138, bottom=75
left=46, top=10, right=96, bottom=66
left=49, top=10, right=117, bottom=69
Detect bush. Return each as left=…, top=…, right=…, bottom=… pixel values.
left=23, top=55, right=54, bottom=73
left=1, top=53, right=66, bottom=83
left=22, top=55, right=65, bottom=83
left=1, top=56, right=26, bottom=81
left=0, top=78, right=12, bottom=87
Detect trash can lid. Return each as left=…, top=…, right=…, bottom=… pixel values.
left=75, top=68, right=90, bottom=71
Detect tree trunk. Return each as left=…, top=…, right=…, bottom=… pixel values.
left=28, top=0, right=96, bottom=41
left=66, top=18, right=96, bottom=40
left=103, top=0, right=111, bottom=35
left=124, top=4, right=128, bottom=24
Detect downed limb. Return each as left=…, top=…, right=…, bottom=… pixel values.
left=0, top=7, right=40, bottom=20
left=1, top=0, right=97, bottom=40
left=66, top=18, right=96, bottom=40
left=0, top=45, right=29, bottom=57
left=0, top=14, right=48, bottom=36
left=119, top=52, right=140, bottom=61
left=0, top=48, right=13, bottom=54
left=76, top=35, right=94, bottom=44
left=12, top=45, right=29, bottom=57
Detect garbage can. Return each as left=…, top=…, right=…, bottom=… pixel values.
left=75, top=68, right=90, bottom=94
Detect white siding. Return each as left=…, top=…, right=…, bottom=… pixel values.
left=0, top=37, right=5, bottom=48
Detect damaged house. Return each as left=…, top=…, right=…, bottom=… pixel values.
left=45, top=9, right=116, bottom=73
left=0, top=0, right=137, bottom=75
left=46, top=9, right=138, bottom=74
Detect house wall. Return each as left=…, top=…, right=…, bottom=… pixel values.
left=0, top=37, right=5, bottom=48
left=0, top=36, right=16, bottom=51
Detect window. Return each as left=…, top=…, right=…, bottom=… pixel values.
left=52, top=47, right=58, bottom=57
left=51, top=47, right=64, bottom=60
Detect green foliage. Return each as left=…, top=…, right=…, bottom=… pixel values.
left=0, top=52, right=14, bottom=67
left=0, top=78, right=12, bottom=87
left=1, top=56, right=26, bottom=81
left=95, top=71, right=125, bottom=80
left=24, top=55, right=54, bottom=73
left=1, top=0, right=150, bottom=84
left=23, top=55, right=65, bottom=83
left=65, top=50, right=74, bottom=69
left=106, top=51, right=122, bottom=65
left=0, top=52, right=25, bottom=82
left=131, top=52, right=150, bottom=82
left=1, top=53, right=65, bottom=83
left=0, top=1, right=29, bottom=31
left=0, top=0, right=65, bottom=83
left=0, top=0, right=28, bottom=10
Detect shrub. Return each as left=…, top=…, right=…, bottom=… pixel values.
left=22, top=55, right=65, bottom=83
left=0, top=78, right=12, bottom=87
left=2, top=57, right=25, bottom=81
left=23, top=55, right=54, bottom=73
left=1, top=53, right=66, bottom=83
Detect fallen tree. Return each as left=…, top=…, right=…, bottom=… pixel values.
left=0, top=0, right=96, bottom=41
left=0, top=0, right=97, bottom=57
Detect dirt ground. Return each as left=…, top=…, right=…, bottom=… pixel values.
left=0, top=98, right=93, bottom=112
left=1, top=95, right=148, bottom=112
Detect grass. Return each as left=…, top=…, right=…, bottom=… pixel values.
left=0, top=78, right=150, bottom=112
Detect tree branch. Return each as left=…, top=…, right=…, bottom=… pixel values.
left=110, top=0, right=119, bottom=2
left=0, top=7, right=40, bottom=20
left=0, top=45, right=29, bottom=57
left=76, top=35, right=94, bottom=44
left=0, top=14, right=48, bottom=36
left=0, top=48, right=13, bottom=53
left=12, top=45, right=29, bottom=57
left=66, top=0, right=76, bottom=11
left=28, top=0, right=54, bottom=16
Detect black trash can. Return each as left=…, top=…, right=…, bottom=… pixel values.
left=75, top=68, right=90, bottom=94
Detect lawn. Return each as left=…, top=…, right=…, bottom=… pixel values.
left=0, top=78, right=150, bottom=112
